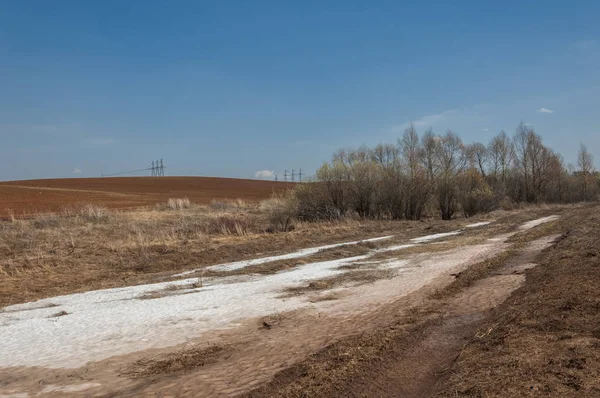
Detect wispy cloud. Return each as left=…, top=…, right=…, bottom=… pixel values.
left=388, top=110, right=455, bottom=134
left=482, top=128, right=489, bottom=132
left=538, top=108, right=554, bottom=114
left=72, top=168, right=82, bottom=174
left=576, top=39, right=596, bottom=50
left=254, top=170, right=274, bottom=179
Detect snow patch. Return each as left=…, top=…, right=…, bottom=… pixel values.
left=518, top=215, right=559, bottom=231
left=374, top=244, right=417, bottom=253
left=0, top=254, right=369, bottom=368
left=0, top=222, right=498, bottom=369
left=39, top=383, right=101, bottom=394
left=174, top=235, right=394, bottom=275
left=410, top=231, right=461, bottom=244
left=465, top=221, right=492, bottom=228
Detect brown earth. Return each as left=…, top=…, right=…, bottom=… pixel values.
left=0, top=205, right=582, bottom=398
left=242, top=203, right=600, bottom=398
left=0, top=176, right=295, bottom=217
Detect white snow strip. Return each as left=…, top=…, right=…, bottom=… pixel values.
left=39, top=383, right=101, bottom=394
left=518, top=215, right=559, bottom=231
left=0, top=222, right=499, bottom=369
left=465, top=221, right=492, bottom=228
left=374, top=244, right=417, bottom=253
left=173, top=235, right=394, bottom=276
left=410, top=230, right=461, bottom=244
left=0, top=255, right=369, bottom=368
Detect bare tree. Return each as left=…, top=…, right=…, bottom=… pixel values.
left=578, top=142, right=595, bottom=201
left=303, top=121, right=597, bottom=222
left=316, top=159, right=349, bottom=216
left=468, top=142, right=488, bottom=178
left=488, top=130, right=512, bottom=191
left=421, top=128, right=438, bottom=181
left=347, top=147, right=379, bottom=217
left=372, top=143, right=399, bottom=167
left=435, top=130, right=468, bottom=220
left=399, top=124, right=428, bottom=220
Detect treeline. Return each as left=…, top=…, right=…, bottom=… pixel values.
left=295, top=122, right=598, bottom=221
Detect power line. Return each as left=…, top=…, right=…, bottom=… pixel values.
left=101, top=167, right=154, bottom=177
left=102, top=160, right=166, bottom=177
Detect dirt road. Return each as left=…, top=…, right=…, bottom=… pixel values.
left=0, top=210, right=575, bottom=397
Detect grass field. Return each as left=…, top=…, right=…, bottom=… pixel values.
left=0, top=176, right=295, bottom=218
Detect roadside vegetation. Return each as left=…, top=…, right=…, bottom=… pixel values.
left=291, top=122, right=598, bottom=222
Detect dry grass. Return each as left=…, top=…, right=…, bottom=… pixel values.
left=281, top=269, right=395, bottom=297
left=165, top=197, right=192, bottom=210
left=243, top=204, right=595, bottom=398
left=433, top=204, right=600, bottom=397
left=0, top=200, right=414, bottom=306
left=137, top=280, right=204, bottom=300
left=0, top=202, right=576, bottom=308
left=122, top=344, right=232, bottom=378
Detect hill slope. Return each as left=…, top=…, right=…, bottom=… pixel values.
left=0, top=177, right=295, bottom=217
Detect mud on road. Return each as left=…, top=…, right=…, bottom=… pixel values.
left=0, top=206, right=583, bottom=397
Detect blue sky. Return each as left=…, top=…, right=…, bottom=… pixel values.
left=1, top=1, right=599, bottom=181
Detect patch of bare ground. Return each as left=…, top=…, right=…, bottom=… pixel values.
left=432, top=219, right=562, bottom=301
left=244, top=205, right=591, bottom=398
left=136, top=281, right=204, bottom=300
left=121, top=344, right=233, bottom=378
left=48, top=310, right=69, bottom=318
left=432, top=205, right=600, bottom=397
left=281, top=269, right=396, bottom=298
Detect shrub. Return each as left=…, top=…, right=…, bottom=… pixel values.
left=498, top=197, right=518, bottom=211
left=31, top=213, right=62, bottom=229
left=263, top=193, right=298, bottom=232
left=294, top=183, right=342, bottom=222
left=165, top=198, right=192, bottom=210
left=209, top=199, right=247, bottom=212
left=79, top=204, right=111, bottom=223
left=462, top=187, right=495, bottom=217
left=205, top=215, right=256, bottom=235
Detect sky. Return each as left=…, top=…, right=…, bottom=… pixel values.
left=1, top=1, right=599, bottom=181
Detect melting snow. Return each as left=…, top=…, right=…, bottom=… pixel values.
left=374, top=244, right=417, bottom=253
left=0, top=220, right=502, bottom=369
left=519, top=215, right=559, bottom=231
left=0, top=255, right=369, bottom=368
left=39, top=384, right=101, bottom=394
left=410, top=231, right=461, bottom=243
left=465, top=221, right=492, bottom=228
left=174, top=235, right=394, bottom=275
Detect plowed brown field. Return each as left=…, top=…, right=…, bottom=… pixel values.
left=0, top=177, right=295, bottom=217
